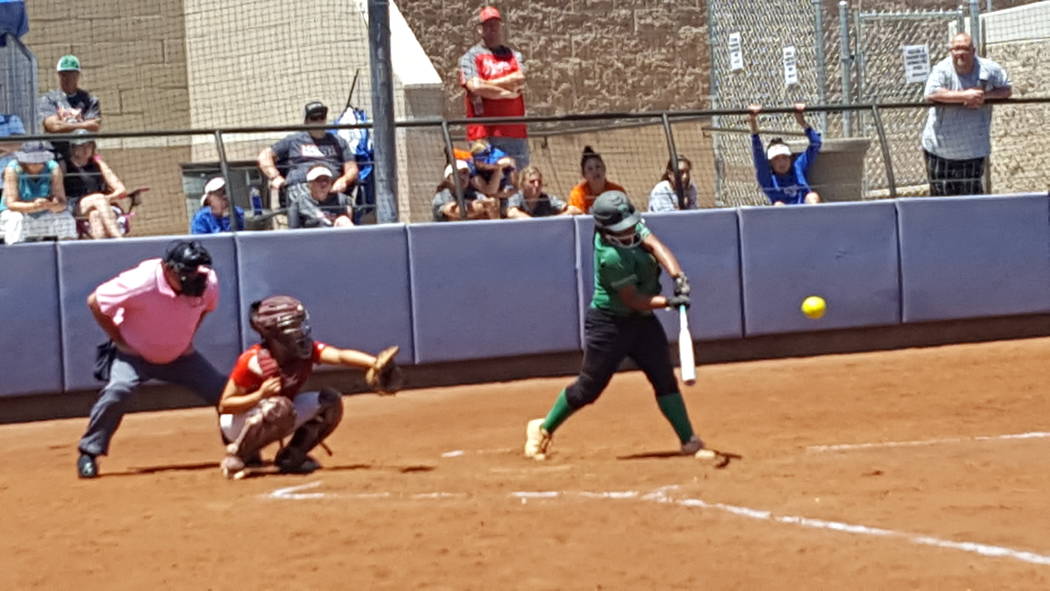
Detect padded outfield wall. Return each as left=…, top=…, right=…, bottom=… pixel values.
left=1, top=194, right=1049, bottom=405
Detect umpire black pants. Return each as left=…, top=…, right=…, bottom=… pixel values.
left=565, top=307, right=677, bottom=409
left=924, top=150, right=985, bottom=197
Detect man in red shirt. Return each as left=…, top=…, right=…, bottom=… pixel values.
left=458, top=6, right=529, bottom=168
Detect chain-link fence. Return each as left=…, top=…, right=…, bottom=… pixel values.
left=3, top=0, right=1048, bottom=240
left=0, top=32, right=37, bottom=135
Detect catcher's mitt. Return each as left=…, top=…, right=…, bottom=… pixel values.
left=366, top=345, right=403, bottom=394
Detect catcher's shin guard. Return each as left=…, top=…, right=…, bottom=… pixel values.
left=228, top=396, right=296, bottom=461
left=276, top=388, right=343, bottom=472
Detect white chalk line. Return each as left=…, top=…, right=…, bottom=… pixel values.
left=807, top=431, right=1050, bottom=453
left=268, top=482, right=1050, bottom=567
left=514, top=485, right=1050, bottom=568
left=266, top=481, right=468, bottom=501
left=441, top=447, right=514, bottom=458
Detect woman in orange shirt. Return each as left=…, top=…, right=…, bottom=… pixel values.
left=567, top=146, right=625, bottom=213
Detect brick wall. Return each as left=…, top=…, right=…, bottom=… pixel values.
left=25, top=0, right=192, bottom=235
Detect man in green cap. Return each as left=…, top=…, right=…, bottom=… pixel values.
left=38, top=55, right=101, bottom=161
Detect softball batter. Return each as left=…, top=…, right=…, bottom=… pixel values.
left=524, top=190, right=703, bottom=460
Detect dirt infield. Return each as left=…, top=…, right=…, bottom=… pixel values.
left=4, top=337, right=1050, bottom=589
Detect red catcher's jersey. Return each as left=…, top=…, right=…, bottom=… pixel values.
left=228, top=342, right=328, bottom=398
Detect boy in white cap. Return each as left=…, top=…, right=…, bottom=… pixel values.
left=747, top=103, right=822, bottom=206
left=431, top=159, right=497, bottom=221
left=191, top=176, right=244, bottom=234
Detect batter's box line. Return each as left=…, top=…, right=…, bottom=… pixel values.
left=514, top=485, right=1050, bottom=568
left=265, top=481, right=469, bottom=501
left=807, top=431, right=1050, bottom=453
left=267, top=482, right=1050, bottom=566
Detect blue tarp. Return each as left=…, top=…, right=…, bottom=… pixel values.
left=0, top=0, right=28, bottom=46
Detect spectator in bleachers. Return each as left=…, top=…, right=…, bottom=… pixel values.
left=1, top=141, right=76, bottom=243
left=747, top=103, right=822, bottom=206
left=568, top=146, right=626, bottom=214
left=433, top=159, right=497, bottom=221
left=507, top=166, right=580, bottom=219
left=648, top=156, right=699, bottom=212
left=459, top=6, right=529, bottom=168
left=257, top=101, right=359, bottom=212
left=191, top=176, right=244, bottom=234
left=64, top=130, right=129, bottom=239
left=38, top=55, right=101, bottom=162
left=470, top=139, right=517, bottom=203
left=289, top=165, right=354, bottom=228
left=922, top=32, right=1011, bottom=197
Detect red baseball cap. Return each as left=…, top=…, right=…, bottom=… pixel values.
left=479, top=6, right=501, bottom=22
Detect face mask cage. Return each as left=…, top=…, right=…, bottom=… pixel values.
left=602, top=229, right=642, bottom=248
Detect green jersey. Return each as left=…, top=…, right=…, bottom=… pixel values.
left=590, top=223, right=660, bottom=316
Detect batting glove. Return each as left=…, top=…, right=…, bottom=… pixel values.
left=666, top=294, right=691, bottom=310
left=673, top=274, right=691, bottom=297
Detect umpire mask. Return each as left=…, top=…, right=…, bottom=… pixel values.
left=163, top=240, right=213, bottom=297
left=249, top=296, right=315, bottom=361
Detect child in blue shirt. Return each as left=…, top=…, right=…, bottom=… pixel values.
left=748, top=104, right=822, bottom=206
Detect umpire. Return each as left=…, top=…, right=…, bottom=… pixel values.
left=524, top=190, right=704, bottom=460
left=76, top=240, right=226, bottom=478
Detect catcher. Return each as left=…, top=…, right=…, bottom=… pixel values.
left=217, top=295, right=402, bottom=479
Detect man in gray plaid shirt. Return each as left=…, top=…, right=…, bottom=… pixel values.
left=921, top=32, right=1011, bottom=197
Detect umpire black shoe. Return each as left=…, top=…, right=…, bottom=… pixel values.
left=77, top=452, right=98, bottom=479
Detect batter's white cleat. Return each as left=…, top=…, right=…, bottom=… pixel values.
left=680, top=435, right=704, bottom=455
left=524, top=418, right=552, bottom=460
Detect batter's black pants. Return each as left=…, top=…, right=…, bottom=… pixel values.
left=924, top=150, right=986, bottom=197
left=565, top=307, right=677, bottom=409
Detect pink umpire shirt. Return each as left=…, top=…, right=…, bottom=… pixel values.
left=93, top=258, right=219, bottom=364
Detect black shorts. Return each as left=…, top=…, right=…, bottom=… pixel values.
left=924, top=150, right=985, bottom=197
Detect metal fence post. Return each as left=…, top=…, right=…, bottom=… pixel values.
left=660, top=113, right=685, bottom=209
left=367, top=0, right=399, bottom=223
left=812, top=0, right=828, bottom=133
left=439, top=120, right=466, bottom=220
left=969, top=0, right=983, bottom=55
left=213, top=130, right=239, bottom=231
left=868, top=105, right=896, bottom=199
left=838, top=1, right=853, bottom=137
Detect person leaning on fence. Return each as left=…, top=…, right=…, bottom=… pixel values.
left=75, top=240, right=227, bottom=479
left=432, top=159, right=497, bottom=221
left=507, top=166, right=580, bottom=219
left=458, top=6, right=530, bottom=168
left=64, top=129, right=131, bottom=239
left=648, top=156, right=699, bottom=212
left=921, top=32, right=1011, bottom=197
left=568, top=146, right=626, bottom=214
left=747, top=103, right=822, bottom=206
left=1, top=142, right=76, bottom=244
left=289, top=165, right=354, bottom=228
left=191, top=176, right=244, bottom=234
left=257, top=101, right=359, bottom=211
left=38, top=55, right=101, bottom=162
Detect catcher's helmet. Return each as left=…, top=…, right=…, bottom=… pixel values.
left=249, top=296, right=314, bottom=360
left=163, top=240, right=212, bottom=297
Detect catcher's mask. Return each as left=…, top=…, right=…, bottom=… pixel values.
left=592, top=190, right=643, bottom=248
left=163, top=240, right=212, bottom=297
left=249, top=296, right=314, bottom=360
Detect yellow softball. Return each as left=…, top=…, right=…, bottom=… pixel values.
left=801, top=296, right=826, bottom=319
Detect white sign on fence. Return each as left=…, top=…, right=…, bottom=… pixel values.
left=782, top=46, right=798, bottom=86
left=729, top=32, right=744, bottom=71
left=902, top=44, right=931, bottom=84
